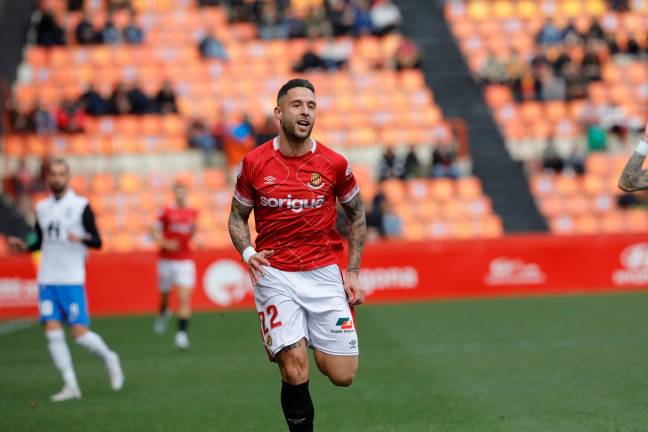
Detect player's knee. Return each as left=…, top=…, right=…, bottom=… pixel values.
left=70, top=325, right=88, bottom=339
left=328, top=369, right=355, bottom=387
left=278, top=354, right=309, bottom=384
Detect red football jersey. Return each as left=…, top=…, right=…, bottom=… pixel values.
left=234, top=137, right=359, bottom=272
left=157, top=206, right=197, bottom=260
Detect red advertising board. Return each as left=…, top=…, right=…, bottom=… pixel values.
left=2, top=233, right=648, bottom=319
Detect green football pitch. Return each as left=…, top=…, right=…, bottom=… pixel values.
left=2, top=292, right=648, bottom=432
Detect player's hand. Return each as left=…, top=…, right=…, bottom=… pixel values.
left=248, top=250, right=274, bottom=285
left=344, top=271, right=365, bottom=306
left=162, top=239, right=179, bottom=251
left=68, top=232, right=83, bottom=243
left=7, top=236, right=28, bottom=253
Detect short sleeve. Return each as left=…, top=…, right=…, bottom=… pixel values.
left=335, top=157, right=360, bottom=204
left=233, top=157, right=255, bottom=207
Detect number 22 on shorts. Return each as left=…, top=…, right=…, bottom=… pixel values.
left=259, top=304, right=282, bottom=336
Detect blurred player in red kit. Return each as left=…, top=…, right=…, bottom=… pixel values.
left=228, top=79, right=367, bottom=431
left=152, top=182, right=197, bottom=349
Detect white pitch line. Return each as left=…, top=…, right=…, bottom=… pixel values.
left=0, top=318, right=37, bottom=335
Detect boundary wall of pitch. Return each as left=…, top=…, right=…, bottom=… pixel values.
left=2, top=233, right=648, bottom=318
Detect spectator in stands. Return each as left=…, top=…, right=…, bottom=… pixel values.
left=430, top=142, right=460, bottom=179
left=123, top=14, right=144, bottom=44
left=585, top=18, right=606, bottom=42
left=564, top=144, right=586, bottom=176
left=563, top=62, right=588, bottom=100
left=381, top=201, right=403, bottom=238
left=56, top=99, right=86, bottom=133
left=284, top=10, right=308, bottom=38
left=155, top=80, right=178, bottom=114
left=403, top=146, right=421, bottom=179
left=68, top=0, right=84, bottom=11
left=293, top=44, right=327, bottom=73
left=370, top=0, right=402, bottom=37
left=366, top=190, right=386, bottom=236
left=10, top=159, right=34, bottom=200
left=506, top=50, right=526, bottom=100
left=562, top=19, right=582, bottom=45
left=352, top=0, right=374, bottom=36
left=329, top=0, right=354, bottom=36
left=479, top=50, right=507, bottom=84
left=379, top=147, right=405, bottom=181
left=107, top=0, right=134, bottom=13
left=102, top=14, right=122, bottom=44
left=540, top=69, right=566, bottom=101
left=7, top=98, right=32, bottom=133
left=255, top=114, right=279, bottom=147
left=536, top=18, right=563, bottom=46
left=608, top=0, right=630, bottom=11
left=540, top=139, right=564, bottom=173
left=211, top=109, right=227, bottom=151
left=581, top=45, right=602, bottom=81
left=76, top=13, right=100, bottom=45
left=108, top=82, right=132, bottom=115
left=259, top=3, right=289, bottom=40
left=320, top=36, right=351, bottom=70
left=188, top=118, right=217, bottom=166
left=305, top=6, right=332, bottom=39
left=35, top=9, right=66, bottom=47
left=393, top=38, right=422, bottom=70
left=224, top=115, right=255, bottom=168
left=127, top=81, right=152, bottom=115
left=79, top=83, right=108, bottom=116
left=199, top=31, right=228, bottom=60
left=32, top=101, right=56, bottom=135
left=549, top=47, right=571, bottom=78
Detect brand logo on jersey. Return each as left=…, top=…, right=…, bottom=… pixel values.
left=308, top=172, right=323, bottom=189
left=613, top=243, right=648, bottom=285
left=264, top=176, right=276, bottom=185
left=259, top=195, right=325, bottom=213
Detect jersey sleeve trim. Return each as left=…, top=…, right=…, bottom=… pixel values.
left=233, top=190, right=254, bottom=207
left=338, top=185, right=360, bottom=204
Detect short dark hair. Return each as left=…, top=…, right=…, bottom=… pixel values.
left=277, top=78, right=315, bottom=103
left=49, top=157, right=70, bottom=174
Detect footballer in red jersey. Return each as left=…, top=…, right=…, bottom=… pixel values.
left=228, top=79, right=367, bottom=432
left=152, top=182, right=197, bottom=350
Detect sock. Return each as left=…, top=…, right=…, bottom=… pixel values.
left=76, top=331, right=113, bottom=362
left=46, top=329, right=79, bottom=389
left=281, top=381, right=314, bottom=432
left=177, top=318, right=189, bottom=333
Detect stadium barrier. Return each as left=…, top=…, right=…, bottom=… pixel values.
left=2, top=233, right=648, bottom=318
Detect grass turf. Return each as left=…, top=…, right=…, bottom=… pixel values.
left=2, top=292, right=648, bottom=432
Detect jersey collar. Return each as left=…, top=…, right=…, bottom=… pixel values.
left=273, top=136, right=317, bottom=154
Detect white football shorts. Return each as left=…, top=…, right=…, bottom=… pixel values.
left=255, top=263, right=359, bottom=359
left=157, top=259, right=196, bottom=293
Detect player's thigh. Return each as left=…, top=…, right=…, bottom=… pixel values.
left=255, top=267, right=309, bottom=361
left=300, top=265, right=359, bottom=358
left=157, top=260, right=174, bottom=293
left=313, top=350, right=358, bottom=386
left=59, top=285, right=90, bottom=327
left=38, top=285, right=63, bottom=325
left=175, top=260, right=196, bottom=291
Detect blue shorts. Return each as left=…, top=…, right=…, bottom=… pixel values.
left=38, top=285, right=90, bottom=326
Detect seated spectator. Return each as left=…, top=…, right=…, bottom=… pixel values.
left=540, top=69, right=566, bottom=101
left=536, top=18, right=563, bottom=45
left=32, top=101, right=56, bottom=135
left=381, top=201, right=403, bottom=238
left=626, top=35, right=641, bottom=57
left=329, top=0, right=354, bottom=36
left=284, top=10, right=308, bottom=39
left=80, top=83, right=108, bottom=116
left=366, top=190, right=387, bottom=235
left=563, top=62, right=588, bottom=100
left=108, top=82, right=132, bottom=115
left=370, top=0, right=402, bottom=36
left=394, top=38, right=422, bottom=70
left=102, top=14, right=122, bottom=44
left=107, top=0, right=133, bottom=13
left=305, top=6, right=331, bottom=39
left=199, top=31, right=228, bottom=60
left=255, top=115, right=278, bottom=147
left=505, top=49, right=525, bottom=83
left=320, top=36, right=351, bottom=70
left=479, top=50, right=507, bottom=84
left=378, top=148, right=404, bottom=181
left=430, top=142, right=460, bottom=179
left=585, top=18, right=605, bottom=42
left=541, top=139, right=564, bottom=173
left=562, top=19, right=582, bottom=44
left=7, top=98, right=33, bottom=133
left=259, top=3, right=289, bottom=40
left=608, top=0, right=630, bottom=11
left=68, top=0, right=84, bottom=11
left=11, top=159, right=33, bottom=200
left=76, top=13, right=100, bottom=45
left=211, top=109, right=227, bottom=151
left=403, top=146, right=421, bottom=179
left=581, top=45, right=602, bottom=81
left=293, top=46, right=327, bottom=73
left=617, top=192, right=643, bottom=209
left=564, top=145, right=586, bottom=176
left=123, top=14, right=144, bottom=44
left=155, top=80, right=178, bottom=114
left=548, top=47, right=571, bottom=78
left=224, top=115, right=255, bottom=168
left=188, top=118, right=216, bottom=166
left=352, top=0, right=374, bottom=36
left=512, top=65, right=541, bottom=102
left=127, top=81, right=152, bottom=115
left=35, top=9, right=65, bottom=47
left=56, top=99, right=86, bottom=133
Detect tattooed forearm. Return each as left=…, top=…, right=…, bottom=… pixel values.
left=618, top=152, right=648, bottom=192
left=341, top=193, right=367, bottom=274
left=228, top=198, right=254, bottom=254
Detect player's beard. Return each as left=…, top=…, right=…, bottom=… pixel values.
left=281, top=118, right=313, bottom=142
left=49, top=182, right=67, bottom=197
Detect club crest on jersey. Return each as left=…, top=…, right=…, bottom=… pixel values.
left=308, top=172, right=323, bottom=190
left=265, top=334, right=272, bottom=347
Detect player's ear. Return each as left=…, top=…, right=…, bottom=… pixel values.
left=274, top=105, right=282, bottom=122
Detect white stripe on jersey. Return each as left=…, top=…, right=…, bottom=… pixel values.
left=35, top=190, right=90, bottom=285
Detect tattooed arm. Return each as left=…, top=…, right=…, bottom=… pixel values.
left=618, top=125, right=648, bottom=192
left=340, top=193, right=367, bottom=305
left=228, top=198, right=273, bottom=285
